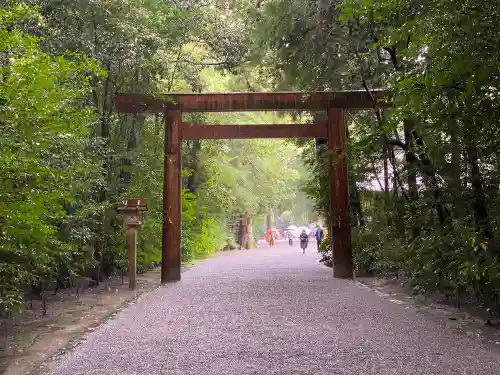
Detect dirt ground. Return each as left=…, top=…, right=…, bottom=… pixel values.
left=356, top=275, right=500, bottom=345
left=0, top=266, right=171, bottom=375
left=3, top=258, right=500, bottom=375
left=37, top=245, right=500, bottom=375
left=0, top=252, right=235, bottom=375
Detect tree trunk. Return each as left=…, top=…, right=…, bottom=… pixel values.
left=383, top=145, right=390, bottom=197
left=404, top=119, right=419, bottom=239
left=186, top=140, right=202, bottom=194
left=345, top=126, right=364, bottom=227
left=120, top=114, right=143, bottom=185
left=448, top=114, right=464, bottom=219
left=247, top=217, right=254, bottom=248
left=237, top=216, right=245, bottom=248
left=266, top=212, right=273, bottom=228
left=93, top=61, right=112, bottom=285
left=348, top=167, right=364, bottom=227
left=412, top=128, right=449, bottom=230
left=465, top=137, right=492, bottom=240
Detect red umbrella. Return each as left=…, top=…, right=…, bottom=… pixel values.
left=267, top=227, right=282, bottom=239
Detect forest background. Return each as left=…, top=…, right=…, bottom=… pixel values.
left=2, top=0, right=500, bottom=314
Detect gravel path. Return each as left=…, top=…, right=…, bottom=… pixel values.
left=46, top=241, right=500, bottom=375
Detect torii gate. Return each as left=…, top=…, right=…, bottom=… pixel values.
left=115, top=91, right=390, bottom=282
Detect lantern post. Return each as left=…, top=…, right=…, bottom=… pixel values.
left=118, top=199, right=148, bottom=290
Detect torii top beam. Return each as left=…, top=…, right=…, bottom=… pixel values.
left=114, top=90, right=391, bottom=113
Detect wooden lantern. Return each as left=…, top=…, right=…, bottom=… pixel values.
left=118, top=199, right=148, bottom=290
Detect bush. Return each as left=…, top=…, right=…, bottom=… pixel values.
left=0, top=5, right=103, bottom=314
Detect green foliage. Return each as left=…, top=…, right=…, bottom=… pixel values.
left=0, top=4, right=104, bottom=313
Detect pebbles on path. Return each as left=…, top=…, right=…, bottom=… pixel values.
left=45, top=243, right=500, bottom=375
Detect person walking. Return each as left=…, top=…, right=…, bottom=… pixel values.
left=266, top=228, right=275, bottom=248
left=315, top=226, right=324, bottom=252
left=286, top=231, right=293, bottom=247
left=244, top=232, right=251, bottom=250
left=299, top=229, right=309, bottom=254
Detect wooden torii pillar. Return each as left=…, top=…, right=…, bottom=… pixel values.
left=114, top=90, right=391, bottom=283
left=162, top=107, right=182, bottom=282
left=327, top=108, right=353, bottom=278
